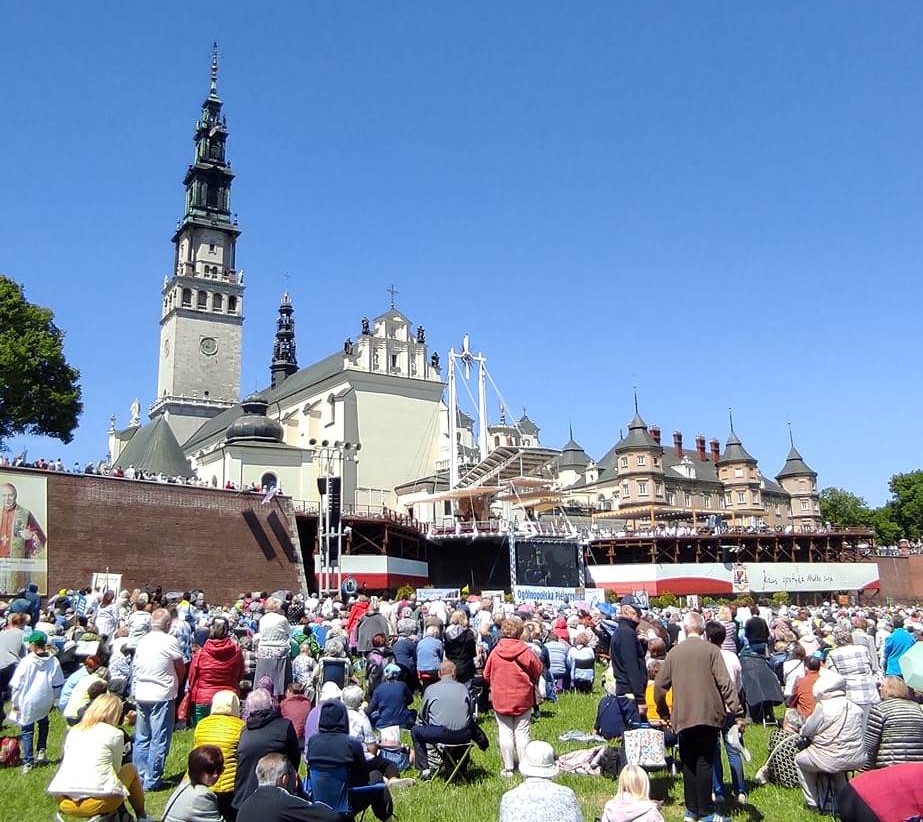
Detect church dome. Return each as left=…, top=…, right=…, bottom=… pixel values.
left=226, top=393, right=284, bottom=443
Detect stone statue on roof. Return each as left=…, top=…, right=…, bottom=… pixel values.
left=129, top=399, right=141, bottom=427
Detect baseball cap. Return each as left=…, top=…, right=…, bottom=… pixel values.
left=619, top=595, right=643, bottom=611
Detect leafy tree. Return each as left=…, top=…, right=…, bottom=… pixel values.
left=0, top=276, right=82, bottom=448
left=887, top=471, right=923, bottom=541
left=818, top=487, right=871, bottom=527
left=869, top=504, right=902, bottom=545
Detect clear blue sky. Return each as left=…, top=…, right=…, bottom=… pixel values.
left=2, top=3, right=921, bottom=505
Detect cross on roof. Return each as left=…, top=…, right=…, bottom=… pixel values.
left=387, top=284, right=398, bottom=308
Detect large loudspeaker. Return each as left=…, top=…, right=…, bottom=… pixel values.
left=317, top=477, right=342, bottom=534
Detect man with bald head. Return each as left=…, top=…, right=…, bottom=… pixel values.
left=132, top=607, right=185, bottom=790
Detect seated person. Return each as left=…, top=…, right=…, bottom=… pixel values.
left=411, top=660, right=474, bottom=780
left=367, top=664, right=416, bottom=729
left=643, top=660, right=672, bottom=723
left=342, top=686, right=415, bottom=788
left=567, top=632, right=596, bottom=694
left=754, top=709, right=804, bottom=789
left=864, top=675, right=923, bottom=768
left=788, top=654, right=822, bottom=718
left=601, top=764, right=665, bottom=822
left=192, top=690, right=245, bottom=821
left=47, top=692, right=147, bottom=820
left=595, top=673, right=627, bottom=740
left=63, top=665, right=109, bottom=726
left=236, top=753, right=339, bottom=822
left=281, top=682, right=313, bottom=745
left=415, top=625, right=444, bottom=687
left=498, top=740, right=583, bottom=822
left=306, top=701, right=394, bottom=821
left=163, top=745, right=225, bottom=822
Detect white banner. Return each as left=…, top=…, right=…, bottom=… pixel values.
left=92, top=572, right=122, bottom=593
left=513, top=585, right=579, bottom=605
left=744, top=563, right=879, bottom=593
left=582, top=588, right=606, bottom=606
left=415, top=587, right=460, bottom=602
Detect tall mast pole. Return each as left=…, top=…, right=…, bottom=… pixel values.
left=478, top=355, right=489, bottom=462
left=448, top=348, right=459, bottom=490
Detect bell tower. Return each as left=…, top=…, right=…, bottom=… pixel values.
left=152, top=44, right=244, bottom=445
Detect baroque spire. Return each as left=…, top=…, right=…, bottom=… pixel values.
left=271, top=291, right=298, bottom=389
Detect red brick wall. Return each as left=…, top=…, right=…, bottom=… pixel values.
left=871, top=555, right=923, bottom=604
left=4, top=467, right=306, bottom=604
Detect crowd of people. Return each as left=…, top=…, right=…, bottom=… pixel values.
left=1, top=585, right=922, bottom=822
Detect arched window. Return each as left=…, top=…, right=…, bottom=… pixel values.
left=197, top=291, right=208, bottom=309
left=181, top=288, right=192, bottom=308
left=261, top=472, right=278, bottom=491
left=213, top=293, right=223, bottom=312
left=228, top=296, right=237, bottom=313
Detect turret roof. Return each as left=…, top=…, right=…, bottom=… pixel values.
left=614, top=411, right=660, bottom=451
left=557, top=429, right=591, bottom=470
left=776, top=445, right=817, bottom=479
left=518, top=413, right=540, bottom=436
left=716, top=431, right=757, bottom=465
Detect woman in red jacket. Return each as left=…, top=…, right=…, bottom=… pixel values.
left=187, top=617, right=244, bottom=725
left=483, top=616, right=543, bottom=777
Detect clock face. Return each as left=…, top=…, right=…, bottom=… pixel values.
left=200, top=337, right=219, bottom=356
left=163, top=339, right=171, bottom=358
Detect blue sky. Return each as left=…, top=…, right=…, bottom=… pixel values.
left=1, top=3, right=921, bottom=505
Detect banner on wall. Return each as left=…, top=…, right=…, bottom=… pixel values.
left=513, top=585, right=579, bottom=605
left=0, top=472, right=48, bottom=595
left=416, top=587, right=460, bottom=602
left=91, top=572, right=123, bottom=594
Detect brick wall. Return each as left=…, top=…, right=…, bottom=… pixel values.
left=4, top=467, right=306, bottom=604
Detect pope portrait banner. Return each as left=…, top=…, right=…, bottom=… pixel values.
left=0, top=472, right=48, bottom=595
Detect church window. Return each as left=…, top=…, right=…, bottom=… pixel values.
left=737, top=491, right=746, bottom=504
left=228, top=296, right=237, bottom=313
left=181, top=288, right=192, bottom=308
left=207, top=185, right=219, bottom=208
left=636, top=455, right=646, bottom=467
left=197, top=291, right=208, bottom=309
left=390, top=353, right=399, bottom=372
left=209, top=243, right=216, bottom=253
left=213, top=294, right=223, bottom=311
left=637, top=480, right=648, bottom=496
left=260, top=472, right=278, bottom=491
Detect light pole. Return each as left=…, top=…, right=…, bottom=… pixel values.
left=309, top=438, right=361, bottom=597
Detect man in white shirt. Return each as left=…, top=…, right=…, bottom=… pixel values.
left=132, top=608, right=184, bottom=791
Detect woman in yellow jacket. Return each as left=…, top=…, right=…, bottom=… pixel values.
left=192, top=690, right=245, bottom=820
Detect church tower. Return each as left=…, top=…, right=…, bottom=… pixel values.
left=270, top=292, right=298, bottom=388
left=151, top=44, right=244, bottom=445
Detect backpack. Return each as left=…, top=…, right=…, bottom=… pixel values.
left=0, top=736, right=21, bottom=768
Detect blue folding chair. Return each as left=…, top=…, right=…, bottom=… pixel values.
left=308, top=764, right=387, bottom=821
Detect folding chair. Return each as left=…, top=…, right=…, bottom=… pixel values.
left=435, top=741, right=475, bottom=788
left=308, top=764, right=387, bottom=822
left=816, top=771, right=849, bottom=817
left=319, top=657, right=349, bottom=689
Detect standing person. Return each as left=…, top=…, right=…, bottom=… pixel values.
left=609, top=596, right=648, bottom=727
left=654, top=612, right=743, bottom=822
left=10, top=629, right=64, bottom=772
left=0, top=612, right=26, bottom=726
left=826, top=627, right=880, bottom=728
left=132, top=608, right=185, bottom=791
left=253, top=598, right=292, bottom=698
left=47, top=692, right=149, bottom=821
left=187, top=616, right=244, bottom=725
left=483, top=616, right=543, bottom=778
left=443, top=610, right=478, bottom=684
left=705, top=621, right=747, bottom=806
left=882, top=616, right=915, bottom=678
left=93, top=591, right=119, bottom=641
left=744, top=606, right=770, bottom=657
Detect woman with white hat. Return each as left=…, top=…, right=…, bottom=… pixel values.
left=497, top=740, right=583, bottom=822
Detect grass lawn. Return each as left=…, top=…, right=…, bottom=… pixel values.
left=0, top=686, right=822, bottom=822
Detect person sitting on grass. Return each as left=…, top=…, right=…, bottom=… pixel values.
left=600, top=764, right=665, bottom=822
left=595, top=673, right=626, bottom=740
left=498, top=740, right=583, bottom=822
left=281, top=681, right=313, bottom=745
left=192, top=690, right=246, bottom=821
left=47, top=692, right=149, bottom=821
left=163, top=745, right=225, bottom=822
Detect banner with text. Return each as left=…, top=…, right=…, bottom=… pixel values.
left=513, top=585, right=580, bottom=605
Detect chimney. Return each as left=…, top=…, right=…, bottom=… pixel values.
left=673, top=430, right=683, bottom=458
left=649, top=425, right=661, bottom=446
left=710, top=438, right=721, bottom=464
left=695, top=434, right=706, bottom=461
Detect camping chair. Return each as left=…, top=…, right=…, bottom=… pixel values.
left=319, top=657, right=350, bottom=689
left=816, top=771, right=850, bottom=817
left=434, top=741, right=475, bottom=787
left=307, top=764, right=387, bottom=821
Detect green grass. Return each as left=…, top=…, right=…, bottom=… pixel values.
left=0, top=689, right=821, bottom=822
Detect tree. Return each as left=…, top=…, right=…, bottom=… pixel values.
left=0, top=276, right=82, bottom=448
left=818, top=487, right=871, bottom=527
left=869, top=503, right=902, bottom=545
left=887, top=471, right=923, bottom=541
